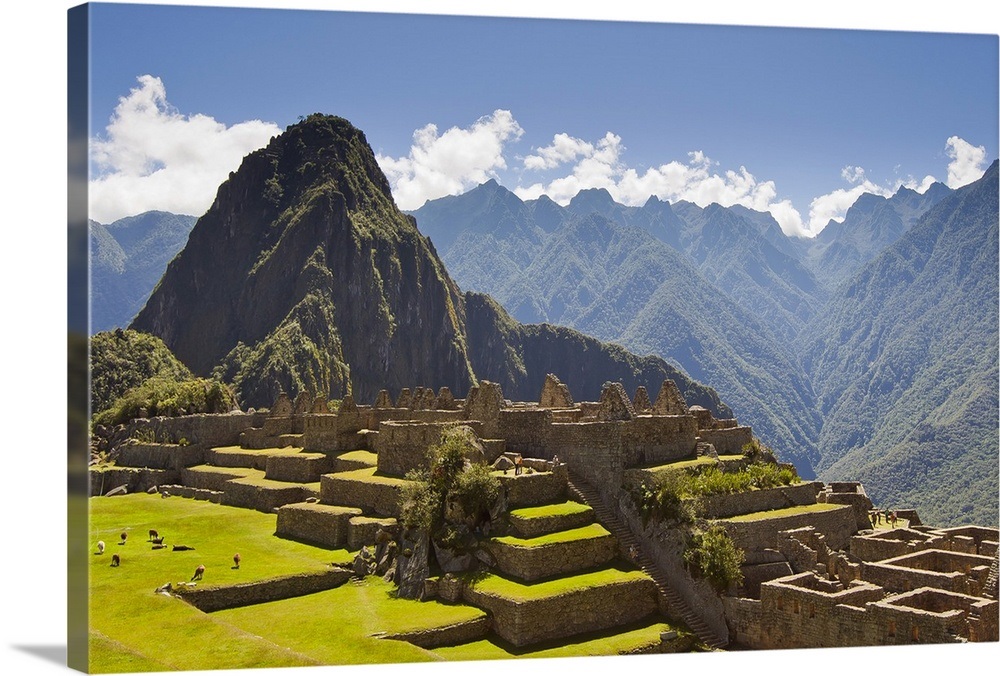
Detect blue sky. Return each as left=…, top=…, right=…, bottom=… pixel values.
left=86, top=1, right=998, bottom=236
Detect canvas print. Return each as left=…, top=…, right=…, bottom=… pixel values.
left=68, top=2, right=1000, bottom=673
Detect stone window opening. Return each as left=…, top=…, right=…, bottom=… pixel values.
left=809, top=603, right=815, bottom=618
left=793, top=600, right=800, bottom=614
left=911, top=626, right=919, bottom=642
left=888, top=621, right=896, bottom=639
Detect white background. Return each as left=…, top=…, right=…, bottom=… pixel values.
left=1, top=1, right=997, bottom=675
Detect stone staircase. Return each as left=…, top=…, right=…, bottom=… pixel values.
left=567, top=471, right=728, bottom=649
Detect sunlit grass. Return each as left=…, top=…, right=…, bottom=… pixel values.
left=724, top=503, right=845, bottom=522
left=432, top=620, right=674, bottom=661
left=493, top=523, right=611, bottom=548
left=509, top=501, right=592, bottom=520
left=467, top=568, right=650, bottom=601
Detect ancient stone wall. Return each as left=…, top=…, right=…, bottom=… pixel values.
left=222, top=479, right=312, bottom=513
left=722, top=504, right=857, bottom=553
left=698, top=482, right=821, bottom=519
left=849, top=529, right=944, bottom=563
left=548, top=422, right=624, bottom=497
left=127, top=412, right=266, bottom=449
left=175, top=568, right=352, bottom=612
left=497, top=409, right=553, bottom=457
left=275, top=502, right=362, bottom=548
left=485, top=531, right=617, bottom=581
left=158, top=485, right=223, bottom=503
left=499, top=464, right=568, bottom=508
left=620, top=416, right=699, bottom=467
left=819, top=491, right=875, bottom=530
left=861, top=549, right=995, bottom=596
left=264, top=452, right=334, bottom=483
left=89, top=467, right=178, bottom=496
left=374, top=420, right=484, bottom=477
left=753, top=585, right=996, bottom=648
left=722, top=597, right=762, bottom=646
left=382, top=617, right=490, bottom=649
left=461, top=575, right=657, bottom=647
left=696, top=426, right=753, bottom=455
left=617, top=492, right=730, bottom=641
left=319, top=472, right=407, bottom=518
left=508, top=508, right=594, bottom=539
left=116, top=442, right=204, bottom=470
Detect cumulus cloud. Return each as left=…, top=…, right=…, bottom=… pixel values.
left=89, top=75, right=280, bottom=223
left=375, top=110, right=523, bottom=210
left=944, top=135, right=988, bottom=188
left=516, top=133, right=811, bottom=237
left=806, top=182, right=891, bottom=233
left=804, top=135, right=988, bottom=234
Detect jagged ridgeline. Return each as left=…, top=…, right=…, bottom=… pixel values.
left=131, top=114, right=727, bottom=413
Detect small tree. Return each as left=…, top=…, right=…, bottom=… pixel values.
left=398, top=426, right=501, bottom=541
left=684, top=525, right=745, bottom=592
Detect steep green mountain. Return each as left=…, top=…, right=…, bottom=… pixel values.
left=129, top=115, right=727, bottom=415
left=90, top=211, right=197, bottom=332
left=802, top=161, right=998, bottom=525
left=132, top=114, right=477, bottom=407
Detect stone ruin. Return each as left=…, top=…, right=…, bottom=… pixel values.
left=653, top=379, right=688, bottom=415
left=270, top=392, right=293, bottom=417
left=373, top=390, right=393, bottom=409
left=597, top=382, right=636, bottom=421
left=539, top=373, right=574, bottom=408
left=633, top=386, right=652, bottom=412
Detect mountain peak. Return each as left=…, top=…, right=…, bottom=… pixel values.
left=569, top=187, right=616, bottom=211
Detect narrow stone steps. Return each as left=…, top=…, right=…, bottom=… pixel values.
left=567, top=473, right=728, bottom=649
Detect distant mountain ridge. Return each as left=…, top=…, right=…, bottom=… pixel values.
left=90, top=211, right=196, bottom=332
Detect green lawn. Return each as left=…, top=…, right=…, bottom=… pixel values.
left=467, top=568, right=651, bottom=601
left=724, top=503, right=845, bottom=522
left=433, top=620, right=674, bottom=660
left=641, top=456, right=717, bottom=473
left=89, top=493, right=339, bottom=672
left=215, top=578, right=484, bottom=664
left=492, top=523, right=611, bottom=548
left=509, top=501, right=592, bottom=520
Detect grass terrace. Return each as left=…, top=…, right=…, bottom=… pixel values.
left=725, top=502, right=844, bottom=522
left=509, top=501, right=592, bottom=520
left=432, top=620, right=676, bottom=660
left=492, top=523, right=611, bottom=548
left=88, top=493, right=347, bottom=672
left=215, top=578, right=486, bottom=665
left=467, top=567, right=649, bottom=602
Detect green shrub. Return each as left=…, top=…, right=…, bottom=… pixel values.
left=684, top=525, right=745, bottom=592
left=93, top=376, right=238, bottom=426
left=632, top=471, right=698, bottom=526
left=452, top=463, right=501, bottom=519
left=631, top=456, right=798, bottom=525
left=90, top=329, right=193, bottom=414
left=399, top=426, right=501, bottom=538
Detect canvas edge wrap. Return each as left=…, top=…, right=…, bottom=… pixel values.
left=68, top=3, right=91, bottom=672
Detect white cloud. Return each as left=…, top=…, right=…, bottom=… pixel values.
left=375, top=110, right=523, bottom=210
left=807, top=183, right=886, bottom=233
left=944, top=135, right=987, bottom=188
left=523, top=133, right=595, bottom=170
left=89, top=75, right=280, bottom=223
left=516, top=135, right=813, bottom=237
